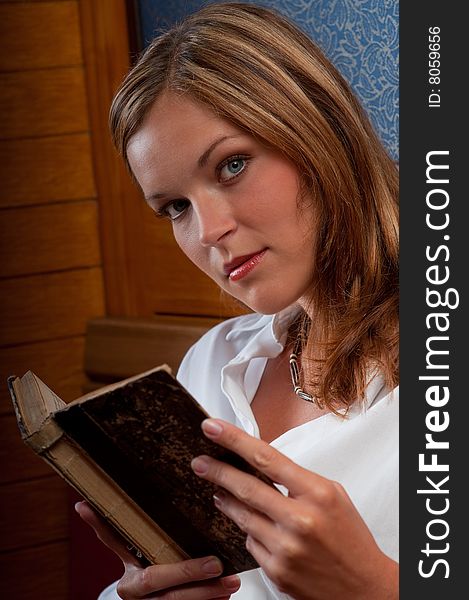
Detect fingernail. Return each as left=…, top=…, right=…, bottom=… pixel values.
left=191, top=456, right=209, bottom=475
left=74, top=501, right=83, bottom=513
left=213, top=490, right=226, bottom=508
left=223, top=575, right=241, bottom=591
left=202, top=419, right=223, bottom=437
left=202, top=556, right=223, bottom=575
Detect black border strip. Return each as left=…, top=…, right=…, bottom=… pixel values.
left=400, top=3, right=465, bottom=596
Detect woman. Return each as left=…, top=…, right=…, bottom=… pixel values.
left=77, top=3, right=399, bottom=598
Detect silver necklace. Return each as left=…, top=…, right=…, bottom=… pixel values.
left=288, top=339, right=318, bottom=404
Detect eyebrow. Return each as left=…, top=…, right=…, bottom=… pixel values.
left=145, top=134, right=241, bottom=203
left=197, top=134, right=237, bottom=167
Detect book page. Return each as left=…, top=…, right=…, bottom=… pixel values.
left=10, top=372, right=65, bottom=435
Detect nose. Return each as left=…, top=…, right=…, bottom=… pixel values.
left=194, top=195, right=237, bottom=247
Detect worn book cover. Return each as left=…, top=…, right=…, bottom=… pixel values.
left=8, top=365, right=275, bottom=575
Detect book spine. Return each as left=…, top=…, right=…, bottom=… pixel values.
left=26, top=417, right=64, bottom=453
left=43, top=435, right=188, bottom=565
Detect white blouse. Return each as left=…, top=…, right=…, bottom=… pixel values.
left=98, top=306, right=398, bottom=600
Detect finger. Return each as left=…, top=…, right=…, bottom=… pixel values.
left=213, top=490, right=279, bottom=551
left=74, top=501, right=141, bottom=567
left=201, top=419, right=326, bottom=496
left=119, top=567, right=240, bottom=599
left=120, top=580, right=240, bottom=600
left=172, top=574, right=241, bottom=599
left=192, top=454, right=287, bottom=523
left=118, top=556, right=233, bottom=596
left=245, top=534, right=272, bottom=571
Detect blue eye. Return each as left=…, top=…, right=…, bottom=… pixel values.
left=219, top=157, right=247, bottom=181
left=163, top=199, right=190, bottom=220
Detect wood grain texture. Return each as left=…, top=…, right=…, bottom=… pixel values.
left=84, top=315, right=222, bottom=380
left=0, top=2, right=107, bottom=598
left=0, top=67, right=89, bottom=139
left=0, top=541, right=68, bottom=600
left=0, top=200, right=101, bottom=277
left=0, top=0, right=68, bottom=3
left=0, top=475, right=68, bottom=551
left=0, top=336, right=86, bottom=415
left=0, top=267, right=105, bottom=346
left=0, top=134, right=96, bottom=207
left=0, top=414, right=51, bottom=483
left=78, top=0, right=151, bottom=316
left=0, top=1, right=82, bottom=71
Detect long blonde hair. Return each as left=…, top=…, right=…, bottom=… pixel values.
left=110, top=2, right=399, bottom=409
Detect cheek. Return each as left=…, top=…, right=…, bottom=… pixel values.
left=261, top=168, right=304, bottom=222
left=173, top=226, right=208, bottom=272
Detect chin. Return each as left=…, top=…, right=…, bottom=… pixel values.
left=235, top=291, right=300, bottom=316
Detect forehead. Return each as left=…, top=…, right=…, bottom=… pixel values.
left=126, top=92, right=242, bottom=176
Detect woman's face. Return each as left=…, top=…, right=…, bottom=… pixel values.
left=127, top=92, right=317, bottom=315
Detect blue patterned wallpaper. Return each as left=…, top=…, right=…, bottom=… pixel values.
left=136, top=0, right=399, bottom=161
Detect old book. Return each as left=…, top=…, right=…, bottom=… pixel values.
left=8, top=365, right=275, bottom=575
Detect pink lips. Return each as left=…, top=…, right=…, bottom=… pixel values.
left=223, top=249, right=267, bottom=281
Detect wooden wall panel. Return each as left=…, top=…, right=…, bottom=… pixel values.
left=0, top=476, right=68, bottom=551
left=0, top=200, right=101, bottom=277
left=0, top=1, right=82, bottom=71
left=0, top=542, right=68, bottom=600
left=0, top=134, right=96, bottom=208
left=3, top=0, right=68, bottom=3
left=78, top=0, right=152, bottom=316
left=84, top=315, right=221, bottom=381
left=0, top=1, right=108, bottom=598
left=0, top=337, right=86, bottom=415
left=0, top=67, right=89, bottom=139
left=0, top=268, right=105, bottom=346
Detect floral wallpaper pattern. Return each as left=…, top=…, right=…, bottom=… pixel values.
left=136, top=0, right=399, bottom=161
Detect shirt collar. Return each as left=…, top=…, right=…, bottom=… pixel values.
left=224, top=304, right=302, bottom=360
left=220, top=305, right=302, bottom=434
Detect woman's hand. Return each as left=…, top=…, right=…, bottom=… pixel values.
left=191, top=419, right=398, bottom=600
left=75, top=501, right=241, bottom=599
